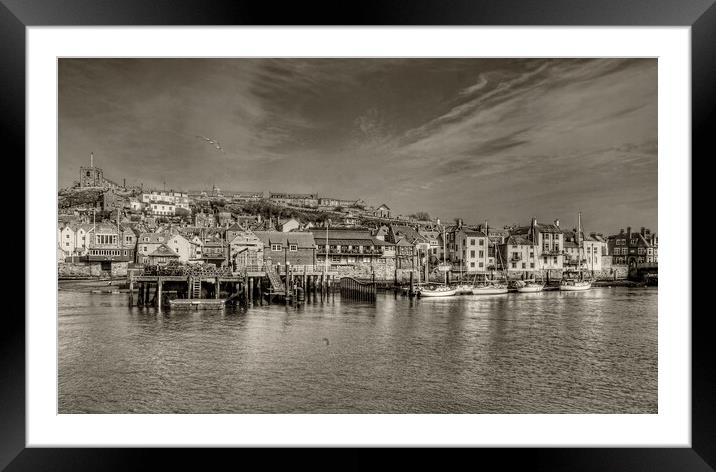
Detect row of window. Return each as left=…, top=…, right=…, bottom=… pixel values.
left=91, top=249, right=129, bottom=256
left=272, top=244, right=298, bottom=251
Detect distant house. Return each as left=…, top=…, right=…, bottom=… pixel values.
left=201, top=240, right=228, bottom=267
left=511, top=218, right=565, bottom=271
left=268, top=192, right=319, bottom=209
left=216, top=211, right=233, bottom=227
left=500, top=235, right=538, bottom=274
left=373, top=204, right=391, bottom=219
left=253, top=231, right=316, bottom=267
left=278, top=218, right=300, bottom=233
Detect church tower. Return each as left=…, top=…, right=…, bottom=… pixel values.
left=79, top=152, right=105, bottom=187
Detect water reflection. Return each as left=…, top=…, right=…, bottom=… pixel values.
left=59, top=288, right=657, bottom=413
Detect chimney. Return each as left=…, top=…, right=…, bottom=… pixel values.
left=620, top=228, right=625, bottom=234
left=640, top=227, right=646, bottom=235
left=627, top=226, right=631, bottom=235
left=458, top=218, right=464, bottom=229
left=554, top=218, right=560, bottom=228
left=90, top=152, right=94, bottom=168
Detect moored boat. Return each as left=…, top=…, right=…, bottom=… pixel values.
left=419, top=285, right=458, bottom=297
left=516, top=282, right=544, bottom=293
left=560, top=280, right=592, bottom=291
left=471, top=283, right=508, bottom=295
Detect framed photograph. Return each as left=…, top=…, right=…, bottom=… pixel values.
left=7, top=0, right=708, bottom=468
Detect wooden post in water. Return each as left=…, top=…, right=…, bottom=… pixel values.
left=409, top=271, right=414, bottom=297
left=157, top=278, right=163, bottom=310
left=128, top=276, right=134, bottom=306
left=215, top=277, right=220, bottom=299
left=248, top=277, right=254, bottom=305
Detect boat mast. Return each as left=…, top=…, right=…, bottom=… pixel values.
left=443, top=225, right=447, bottom=285
left=577, top=211, right=582, bottom=279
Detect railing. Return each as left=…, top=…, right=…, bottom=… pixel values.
left=339, top=277, right=377, bottom=302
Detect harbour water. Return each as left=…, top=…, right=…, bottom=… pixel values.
left=58, top=287, right=657, bottom=413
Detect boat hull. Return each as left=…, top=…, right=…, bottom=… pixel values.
left=471, top=286, right=508, bottom=295
left=560, top=282, right=592, bottom=291
left=516, top=285, right=544, bottom=293
left=420, top=289, right=458, bottom=297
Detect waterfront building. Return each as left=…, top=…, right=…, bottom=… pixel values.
left=201, top=240, right=229, bottom=267
left=511, top=218, right=565, bottom=271
left=228, top=230, right=265, bottom=271
left=82, top=222, right=136, bottom=276
left=563, top=230, right=608, bottom=272
left=146, top=243, right=180, bottom=265
left=254, top=231, right=317, bottom=267
left=136, top=233, right=168, bottom=264
left=312, top=229, right=391, bottom=267
left=500, top=235, right=538, bottom=274
left=607, top=227, right=658, bottom=266
left=454, top=228, right=489, bottom=273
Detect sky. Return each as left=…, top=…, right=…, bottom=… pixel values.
left=59, top=58, right=657, bottom=233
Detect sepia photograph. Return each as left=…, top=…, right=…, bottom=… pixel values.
left=57, top=57, right=658, bottom=414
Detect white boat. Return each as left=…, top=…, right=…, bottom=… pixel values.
left=455, top=284, right=474, bottom=295
left=560, top=280, right=592, bottom=291
left=560, top=212, right=592, bottom=292
left=471, top=283, right=508, bottom=295
left=516, top=282, right=544, bottom=293
left=419, top=285, right=458, bottom=297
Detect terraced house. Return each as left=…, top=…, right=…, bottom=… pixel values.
left=254, top=231, right=316, bottom=267
left=608, top=227, right=658, bottom=266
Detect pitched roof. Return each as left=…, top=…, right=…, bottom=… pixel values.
left=311, top=229, right=374, bottom=242
left=148, top=243, right=179, bottom=257
left=463, top=229, right=488, bottom=237
left=254, top=231, right=315, bottom=248
left=504, top=235, right=534, bottom=246
left=138, top=233, right=166, bottom=244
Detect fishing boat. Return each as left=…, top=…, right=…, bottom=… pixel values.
left=560, top=212, right=592, bottom=291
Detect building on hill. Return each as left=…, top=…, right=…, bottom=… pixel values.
left=268, top=192, right=319, bottom=208
left=563, top=230, right=607, bottom=272
left=373, top=204, right=391, bottom=219
left=137, top=233, right=167, bottom=264
left=79, top=153, right=122, bottom=189
left=278, top=217, right=300, bottom=233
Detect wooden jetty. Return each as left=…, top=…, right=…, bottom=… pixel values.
left=128, top=263, right=339, bottom=310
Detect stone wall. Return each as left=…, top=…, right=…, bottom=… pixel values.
left=58, top=262, right=92, bottom=278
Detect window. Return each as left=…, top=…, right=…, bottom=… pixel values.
left=470, top=250, right=475, bottom=258
left=529, top=251, right=534, bottom=258
left=470, top=262, right=475, bottom=268
left=511, top=262, right=516, bottom=268
left=289, top=244, right=298, bottom=252
left=332, top=256, right=341, bottom=263
left=479, top=262, right=484, bottom=268
left=553, top=256, right=558, bottom=263
left=143, top=246, right=147, bottom=252
left=522, top=263, right=526, bottom=269
left=479, top=250, right=484, bottom=258
left=66, top=234, right=70, bottom=238
left=530, top=262, right=535, bottom=268
left=65, top=242, right=69, bottom=247
left=271, top=244, right=282, bottom=251
left=543, top=257, right=548, bottom=264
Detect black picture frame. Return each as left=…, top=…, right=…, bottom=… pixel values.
left=3, top=0, right=708, bottom=469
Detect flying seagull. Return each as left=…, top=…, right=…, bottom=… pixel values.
left=195, top=135, right=225, bottom=153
